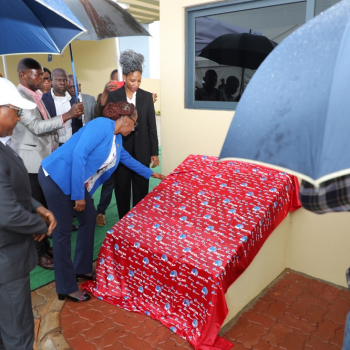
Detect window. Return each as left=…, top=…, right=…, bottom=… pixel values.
left=185, top=0, right=339, bottom=110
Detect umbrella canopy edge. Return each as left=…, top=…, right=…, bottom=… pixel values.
left=219, top=157, right=350, bottom=186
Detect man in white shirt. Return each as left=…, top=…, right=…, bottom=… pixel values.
left=42, top=69, right=84, bottom=145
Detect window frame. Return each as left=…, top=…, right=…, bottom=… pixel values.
left=185, top=0, right=314, bottom=110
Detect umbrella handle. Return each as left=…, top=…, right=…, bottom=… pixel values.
left=69, top=44, right=79, bottom=104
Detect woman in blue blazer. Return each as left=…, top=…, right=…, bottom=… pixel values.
left=38, top=101, right=164, bottom=302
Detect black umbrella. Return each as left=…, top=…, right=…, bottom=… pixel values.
left=61, top=0, right=150, bottom=101
left=62, top=0, right=149, bottom=41
left=199, top=32, right=277, bottom=69
left=200, top=33, right=277, bottom=96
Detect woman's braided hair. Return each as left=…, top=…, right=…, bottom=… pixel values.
left=103, top=101, right=135, bottom=121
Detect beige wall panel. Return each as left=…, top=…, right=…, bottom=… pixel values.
left=287, top=209, right=350, bottom=288
left=224, top=216, right=290, bottom=325
left=160, top=0, right=234, bottom=175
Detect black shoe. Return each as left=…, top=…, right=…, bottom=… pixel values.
left=58, top=291, right=91, bottom=302
left=76, top=272, right=95, bottom=281
left=72, top=224, right=78, bottom=231
left=38, top=253, right=54, bottom=270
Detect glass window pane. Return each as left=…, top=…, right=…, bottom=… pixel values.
left=194, top=2, right=306, bottom=105
left=315, top=0, right=340, bottom=16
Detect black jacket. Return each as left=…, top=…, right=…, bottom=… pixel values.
left=0, top=142, right=47, bottom=284
left=106, top=86, right=159, bottom=166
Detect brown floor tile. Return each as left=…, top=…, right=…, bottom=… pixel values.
left=242, top=309, right=276, bottom=329
left=68, top=334, right=97, bottom=350
left=305, top=336, right=341, bottom=350
left=318, top=285, right=341, bottom=303
left=223, top=316, right=251, bottom=341
left=74, top=306, right=106, bottom=323
left=278, top=313, right=317, bottom=334
left=252, top=339, right=277, bottom=350
left=262, top=300, right=290, bottom=321
left=333, top=297, right=350, bottom=314
left=261, top=322, right=292, bottom=347
left=266, top=289, right=295, bottom=306
left=106, top=308, right=142, bottom=332
left=167, top=334, right=192, bottom=348
left=324, top=309, right=348, bottom=325
left=56, top=270, right=349, bottom=350
left=144, top=324, right=173, bottom=348
left=278, top=329, right=310, bottom=349
left=230, top=342, right=250, bottom=350
left=312, top=318, right=342, bottom=342
left=62, top=319, right=92, bottom=340
left=82, top=318, right=120, bottom=342
left=152, top=336, right=190, bottom=350
left=130, top=318, right=160, bottom=339
left=251, top=295, right=275, bottom=314
left=301, top=304, right=327, bottom=326
left=307, top=279, right=326, bottom=297
left=297, top=292, right=329, bottom=309
left=235, top=323, right=269, bottom=349
left=339, top=289, right=350, bottom=300
left=104, top=341, right=125, bottom=349
left=285, top=300, right=310, bottom=319
left=330, top=325, right=346, bottom=348
left=91, top=327, right=135, bottom=349
left=285, top=273, right=311, bottom=287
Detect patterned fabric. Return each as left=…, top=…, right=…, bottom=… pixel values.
left=299, top=175, right=350, bottom=214
left=82, top=155, right=300, bottom=350
left=85, top=155, right=116, bottom=193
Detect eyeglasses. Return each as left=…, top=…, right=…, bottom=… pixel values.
left=43, top=77, right=52, bottom=82
left=0, top=105, right=22, bottom=117
left=127, top=115, right=138, bottom=128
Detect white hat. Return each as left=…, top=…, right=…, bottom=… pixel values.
left=0, top=78, right=36, bottom=110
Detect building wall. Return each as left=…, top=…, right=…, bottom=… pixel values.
left=287, top=209, right=350, bottom=287
left=160, top=0, right=234, bottom=175
left=160, top=0, right=350, bottom=290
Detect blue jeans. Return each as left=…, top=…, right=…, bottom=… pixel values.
left=343, top=312, right=350, bottom=349
left=38, top=167, right=96, bottom=294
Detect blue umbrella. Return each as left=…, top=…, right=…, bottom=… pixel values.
left=0, top=0, right=85, bottom=55
left=220, top=0, right=350, bottom=186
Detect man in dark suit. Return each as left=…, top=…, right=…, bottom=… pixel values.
left=0, top=77, right=56, bottom=350
left=67, top=74, right=96, bottom=127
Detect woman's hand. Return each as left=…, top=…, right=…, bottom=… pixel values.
left=74, top=199, right=86, bottom=212
left=36, top=205, right=57, bottom=235
left=151, top=172, right=166, bottom=180
left=100, top=81, right=120, bottom=106
left=150, top=156, right=160, bottom=168
left=152, top=93, right=158, bottom=103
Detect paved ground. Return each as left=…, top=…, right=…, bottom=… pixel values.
left=32, top=268, right=350, bottom=349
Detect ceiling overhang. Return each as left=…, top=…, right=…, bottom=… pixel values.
left=121, top=0, right=160, bottom=23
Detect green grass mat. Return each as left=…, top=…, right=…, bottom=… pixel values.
left=30, top=152, right=162, bottom=290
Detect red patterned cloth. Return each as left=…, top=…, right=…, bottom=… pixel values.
left=83, top=155, right=300, bottom=349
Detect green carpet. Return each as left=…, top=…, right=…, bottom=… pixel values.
left=30, top=152, right=162, bottom=290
